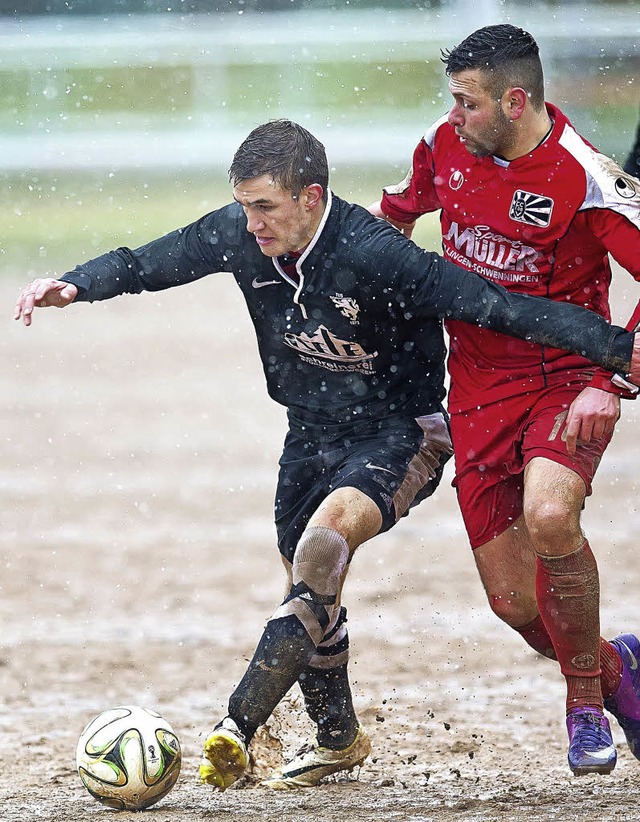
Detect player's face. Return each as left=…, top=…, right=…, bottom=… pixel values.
left=233, top=175, right=323, bottom=257
left=447, top=69, right=515, bottom=159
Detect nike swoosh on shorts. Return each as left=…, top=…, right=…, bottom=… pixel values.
left=365, top=462, right=395, bottom=475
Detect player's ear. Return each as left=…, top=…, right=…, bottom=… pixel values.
left=504, top=87, right=528, bottom=121
left=302, top=184, right=324, bottom=210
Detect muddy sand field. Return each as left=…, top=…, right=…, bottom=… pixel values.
left=2, top=271, right=640, bottom=822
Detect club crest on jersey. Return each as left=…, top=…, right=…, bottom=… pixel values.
left=509, top=190, right=554, bottom=227
left=330, top=293, right=360, bottom=325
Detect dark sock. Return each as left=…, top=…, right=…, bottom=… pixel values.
left=299, top=662, right=359, bottom=749
left=228, top=614, right=315, bottom=744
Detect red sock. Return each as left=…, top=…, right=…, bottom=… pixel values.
left=600, top=639, right=624, bottom=699
left=515, top=615, right=622, bottom=699
left=536, top=541, right=602, bottom=712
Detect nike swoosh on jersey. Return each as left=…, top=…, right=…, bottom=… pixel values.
left=252, top=278, right=281, bottom=289
left=620, top=640, right=639, bottom=670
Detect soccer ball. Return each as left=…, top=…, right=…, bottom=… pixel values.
left=76, top=705, right=182, bottom=811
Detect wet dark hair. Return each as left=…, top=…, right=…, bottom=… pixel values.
left=229, top=119, right=329, bottom=201
left=441, top=24, right=545, bottom=109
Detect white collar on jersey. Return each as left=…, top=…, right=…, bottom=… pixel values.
left=270, top=189, right=333, bottom=319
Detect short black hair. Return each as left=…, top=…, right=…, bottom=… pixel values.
left=229, top=119, right=329, bottom=200
left=441, top=24, right=545, bottom=109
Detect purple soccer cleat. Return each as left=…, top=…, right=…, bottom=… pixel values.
left=604, top=633, right=640, bottom=760
left=566, top=707, right=617, bottom=776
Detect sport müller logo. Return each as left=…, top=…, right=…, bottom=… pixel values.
left=509, top=190, right=554, bottom=227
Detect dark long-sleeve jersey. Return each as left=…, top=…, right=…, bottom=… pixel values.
left=61, top=190, right=634, bottom=426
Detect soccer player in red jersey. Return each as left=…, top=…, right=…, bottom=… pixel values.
left=370, top=24, right=640, bottom=776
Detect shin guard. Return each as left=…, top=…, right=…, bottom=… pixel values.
left=536, top=541, right=603, bottom=710
left=228, top=527, right=350, bottom=742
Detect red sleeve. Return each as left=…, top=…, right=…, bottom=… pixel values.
left=585, top=207, right=640, bottom=283
left=380, top=139, right=442, bottom=224
left=587, top=371, right=637, bottom=399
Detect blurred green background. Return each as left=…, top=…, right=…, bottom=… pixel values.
left=3, top=166, right=447, bottom=275
left=1, top=2, right=637, bottom=275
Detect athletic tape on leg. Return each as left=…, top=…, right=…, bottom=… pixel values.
left=308, top=605, right=350, bottom=669
left=272, top=526, right=350, bottom=646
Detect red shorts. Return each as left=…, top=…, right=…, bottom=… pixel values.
left=451, top=381, right=612, bottom=549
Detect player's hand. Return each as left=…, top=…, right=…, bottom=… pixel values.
left=14, top=278, right=78, bottom=326
left=562, top=386, right=620, bottom=456
left=628, top=332, right=640, bottom=386
left=367, top=200, right=416, bottom=239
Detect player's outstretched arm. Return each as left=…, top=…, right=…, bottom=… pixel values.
left=612, top=300, right=640, bottom=390
left=14, top=278, right=79, bottom=327
left=368, top=200, right=416, bottom=239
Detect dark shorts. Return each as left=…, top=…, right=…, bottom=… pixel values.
left=451, top=380, right=612, bottom=549
left=275, top=410, right=452, bottom=562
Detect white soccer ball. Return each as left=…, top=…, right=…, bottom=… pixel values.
left=76, top=705, right=182, bottom=811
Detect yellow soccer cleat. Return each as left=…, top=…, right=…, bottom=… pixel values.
left=199, top=717, right=249, bottom=791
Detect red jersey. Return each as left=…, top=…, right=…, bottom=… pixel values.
left=381, top=104, right=640, bottom=413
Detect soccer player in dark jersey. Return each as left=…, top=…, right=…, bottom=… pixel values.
left=15, top=120, right=640, bottom=790
left=625, top=109, right=640, bottom=180
left=370, top=24, right=640, bottom=776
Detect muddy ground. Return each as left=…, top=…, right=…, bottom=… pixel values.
left=2, top=269, right=640, bottom=822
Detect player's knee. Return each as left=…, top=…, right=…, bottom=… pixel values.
left=270, top=527, right=350, bottom=646
left=523, top=498, right=581, bottom=552
left=292, top=526, right=350, bottom=595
